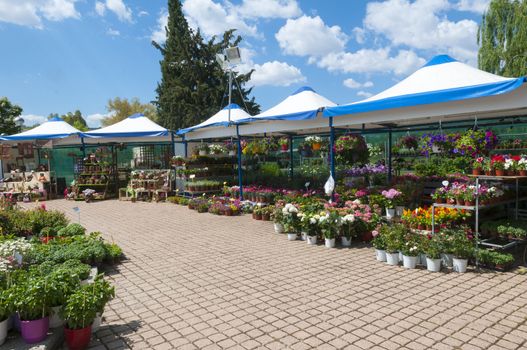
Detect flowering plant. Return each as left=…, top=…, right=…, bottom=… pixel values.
left=381, top=188, right=402, bottom=208
left=448, top=227, right=474, bottom=259
left=278, top=137, right=289, bottom=146
left=340, top=214, right=356, bottom=238
left=423, top=234, right=442, bottom=259
left=491, top=155, right=506, bottom=170
left=473, top=157, right=484, bottom=169
left=420, top=133, right=459, bottom=156
left=400, top=235, right=421, bottom=257
left=454, top=130, right=498, bottom=157
left=318, top=210, right=342, bottom=239
left=518, top=156, right=527, bottom=170
left=398, top=135, right=419, bottom=150
left=299, top=212, right=320, bottom=236
left=209, top=144, right=226, bottom=154
left=371, top=228, right=386, bottom=250
left=305, top=136, right=322, bottom=145
left=335, top=134, right=369, bottom=165
left=281, top=203, right=300, bottom=232
left=224, top=141, right=236, bottom=151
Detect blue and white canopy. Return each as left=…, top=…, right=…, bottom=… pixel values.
left=242, top=86, right=336, bottom=122
left=177, top=103, right=251, bottom=135
left=0, top=116, right=81, bottom=141
left=82, top=113, right=168, bottom=138
left=324, top=55, right=527, bottom=126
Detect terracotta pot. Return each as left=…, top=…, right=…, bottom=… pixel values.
left=40, top=236, right=54, bottom=244
left=254, top=213, right=262, bottom=220
left=472, top=168, right=482, bottom=176
left=456, top=198, right=464, bottom=206
left=435, top=198, right=445, bottom=204
left=361, top=231, right=373, bottom=242
left=495, top=169, right=505, bottom=176
left=464, top=200, right=475, bottom=206
left=520, top=170, right=527, bottom=176
left=64, top=325, right=92, bottom=350
left=312, top=143, right=321, bottom=151
left=262, top=213, right=270, bottom=221
left=484, top=170, right=491, bottom=176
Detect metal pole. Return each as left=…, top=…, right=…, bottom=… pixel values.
left=289, top=135, right=294, bottom=179
left=475, top=177, right=479, bottom=269
left=182, top=135, right=188, bottom=158
left=37, top=148, right=41, bottom=165
left=228, top=69, right=233, bottom=123
left=170, top=132, right=176, bottom=157
left=80, top=137, right=86, bottom=158
left=388, top=129, right=393, bottom=183
left=236, top=124, right=243, bottom=200
left=329, top=117, right=336, bottom=182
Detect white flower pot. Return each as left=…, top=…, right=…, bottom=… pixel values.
left=0, top=318, right=8, bottom=346
left=453, top=258, right=468, bottom=273
left=49, top=306, right=64, bottom=328
left=274, top=223, right=284, bottom=234
left=287, top=233, right=297, bottom=241
left=341, top=236, right=352, bottom=247
left=386, top=208, right=395, bottom=219
left=395, top=206, right=405, bottom=217
left=92, top=312, right=102, bottom=333
left=426, top=257, right=442, bottom=272
left=325, top=238, right=335, bottom=248
left=403, top=255, right=418, bottom=269
left=386, top=252, right=399, bottom=265
left=375, top=249, right=387, bottom=262
left=300, top=232, right=307, bottom=241
left=199, top=150, right=207, bottom=156
left=419, top=253, right=427, bottom=266
left=398, top=251, right=403, bottom=262
left=307, top=235, right=317, bottom=245
left=441, top=253, right=454, bottom=268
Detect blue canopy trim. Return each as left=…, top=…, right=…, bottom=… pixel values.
left=291, top=86, right=315, bottom=95
left=222, top=103, right=241, bottom=110
left=177, top=122, right=231, bottom=135
left=128, top=113, right=145, bottom=119
left=324, top=78, right=526, bottom=118
left=81, top=131, right=168, bottom=138
left=239, top=109, right=319, bottom=124
left=1, top=133, right=79, bottom=141
left=423, top=54, right=457, bottom=68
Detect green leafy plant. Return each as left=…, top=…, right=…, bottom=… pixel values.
left=15, top=275, right=51, bottom=321
left=57, top=223, right=86, bottom=237
left=61, top=285, right=98, bottom=330
left=90, top=275, right=115, bottom=314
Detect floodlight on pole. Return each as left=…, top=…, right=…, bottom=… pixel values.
left=216, top=47, right=242, bottom=124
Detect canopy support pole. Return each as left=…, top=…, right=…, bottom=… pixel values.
left=37, top=147, right=41, bottom=165
left=80, top=137, right=86, bottom=158
left=170, top=132, right=176, bottom=157
left=329, top=117, right=336, bottom=200
left=387, top=129, right=393, bottom=184
left=182, top=135, right=188, bottom=158
left=236, top=124, right=243, bottom=200
left=289, top=135, right=294, bottom=179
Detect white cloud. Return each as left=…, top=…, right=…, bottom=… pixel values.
left=250, top=61, right=306, bottom=87
left=343, top=78, right=374, bottom=89
left=106, top=28, right=120, bottom=36
left=357, top=91, right=373, bottom=98
left=21, top=114, right=47, bottom=126
left=95, top=1, right=105, bottom=16
left=275, top=15, right=347, bottom=57
left=352, top=27, right=366, bottom=44
left=319, top=48, right=425, bottom=76
left=138, top=10, right=148, bottom=17
left=151, top=10, right=168, bottom=43
left=95, top=0, right=132, bottom=22
left=237, top=0, right=301, bottom=19
left=362, top=0, right=479, bottom=64
left=0, top=0, right=79, bottom=28
left=85, top=113, right=112, bottom=128
left=456, top=0, right=490, bottom=14
left=183, top=0, right=259, bottom=38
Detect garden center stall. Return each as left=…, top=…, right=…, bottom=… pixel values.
left=0, top=116, right=82, bottom=201
left=169, top=54, right=527, bottom=272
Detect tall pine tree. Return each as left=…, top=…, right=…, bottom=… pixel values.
left=152, top=0, right=260, bottom=131
left=478, top=0, right=527, bottom=77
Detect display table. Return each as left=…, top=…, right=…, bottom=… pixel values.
left=0, top=171, right=55, bottom=200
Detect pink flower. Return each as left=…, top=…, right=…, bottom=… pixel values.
left=372, top=230, right=379, bottom=237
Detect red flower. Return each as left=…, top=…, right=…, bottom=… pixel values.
left=512, top=155, right=521, bottom=162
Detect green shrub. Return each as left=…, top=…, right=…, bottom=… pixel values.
left=57, top=223, right=86, bottom=237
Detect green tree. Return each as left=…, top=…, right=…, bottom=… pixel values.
left=48, top=110, right=89, bottom=131
left=0, top=97, right=23, bottom=135
left=102, top=97, right=157, bottom=126
left=152, top=0, right=259, bottom=131
left=478, top=0, right=527, bottom=77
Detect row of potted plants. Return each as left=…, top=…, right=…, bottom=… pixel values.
left=473, top=155, right=527, bottom=176
left=431, top=180, right=507, bottom=206
left=372, top=223, right=475, bottom=272
left=401, top=206, right=471, bottom=231
left=480, top=220, right=527, bottom=240
left=185, top=180, right=222, bottom=193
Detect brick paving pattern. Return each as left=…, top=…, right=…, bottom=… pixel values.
left=26, top=200, right=527, bottom=349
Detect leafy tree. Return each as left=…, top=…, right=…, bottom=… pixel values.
left=0, top=97, right=23, bottom=135
left=152, top=0, right=259, bottom=131
left=102, top=97, right=157, bottom=126
left=48, top=110, right=89, bottom=131
left=478, top=0, right=527, bottom=77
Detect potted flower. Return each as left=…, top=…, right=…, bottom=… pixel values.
left=340, top=214, right=355, bottom=247
left=383, top=225, right=402, bottom=266
left=472, top=157, right=484, bottom=175
left=253, top=207, right=263, bottom=220
left=451, top=228, right=473, bottom=273
left=197, top=144, right=209, bottom=156
left=491, top=155, right=506, bottom=176
left=272, top=207, right=284, bottom=233
left=335, top=134, right=369, bottom=165
left=319, top=211, right=341, bottom=248
left=278, top=137, right=289, bottom=151
left=504, top=157, right=516, bottom=176
left=61, top=286, right=98, bottom=350
left=90, top=276, right=115, bottom=333
left=381, top=188, right=402, bottom=219
left=372, top=228, right=386, bottom=262
left=16, top=277, right=51, bottom=344
left=282, top=203, right=299, bottom=240
left=261, top=207, right=272, bottom=221
left=39, top=226, right=57, bottom=244
left=305, top=136, right=323, bottom=151
left=302, top=213, right=319, bottom=245
left=517, top=156, right=527, bottom=176
left=0, top=289, right=13, bottom=345
left=431, top=187, right=447, bottom=204
left=423, top=234, right=442, bottom=272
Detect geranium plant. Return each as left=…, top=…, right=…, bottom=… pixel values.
left=381, top=188, right=402, bottom=209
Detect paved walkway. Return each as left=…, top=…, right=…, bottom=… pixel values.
left=26, top=200, right=527, bottom=350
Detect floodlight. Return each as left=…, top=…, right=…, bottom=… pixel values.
left=14, top=117, right=24, bottom=127
left=225, top=47, right=242, bottom=65
left=215, top=53, right=228, bottom=70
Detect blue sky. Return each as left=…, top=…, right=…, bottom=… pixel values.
left=0, top=0, right=489, bottom=127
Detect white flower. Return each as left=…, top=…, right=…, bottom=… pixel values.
left=442, top=180, right=449, bottom=187
left=352, top=199, right=361, bottom=205
left=504, top=159, right=514, bottom=170
left=309, top=218, right=317, bottom=224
